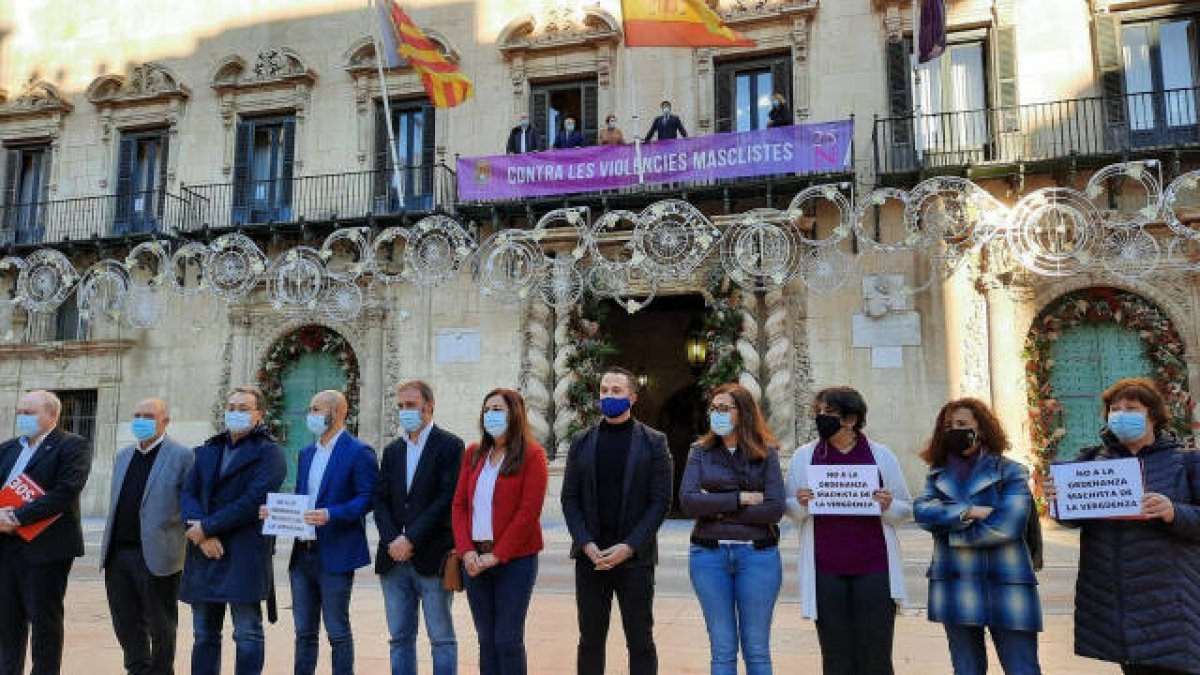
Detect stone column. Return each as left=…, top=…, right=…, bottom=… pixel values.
left=979, top=275, right=1030, bottom=466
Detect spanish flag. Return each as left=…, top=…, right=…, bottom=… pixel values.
left=621, top=0, right=755, bottom=48
left=375, top=0, right=473, bottom=108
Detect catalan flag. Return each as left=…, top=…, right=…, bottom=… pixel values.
left=375, top=0, right=473, bottom=108
left=621, top=0, right=755, bottom=48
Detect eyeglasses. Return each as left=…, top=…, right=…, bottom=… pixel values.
left=708, top=404, right=736, bottom=414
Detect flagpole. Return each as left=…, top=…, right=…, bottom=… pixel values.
left=369, top=0, right=406, bottom=208
left=627, top=49, right=645, bottom=184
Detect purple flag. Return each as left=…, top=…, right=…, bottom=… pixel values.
left=918, top=0, right=946, bottom=63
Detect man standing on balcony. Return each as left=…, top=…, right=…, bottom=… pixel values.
left=101, top=397, right=194, bottom=675
left=506, top=113, right=542, bottom=154
left=644, top=100, right=688, bottom=142
left=0, top=390, right=93, bottom=675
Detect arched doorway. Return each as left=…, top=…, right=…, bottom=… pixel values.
left=258, top=325, right=361, bottom=490
left=1025, top=287, right=1192, bottom=469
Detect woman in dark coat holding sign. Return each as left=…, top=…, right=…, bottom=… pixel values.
left=1044, top=377, right=1200, bottom=674
left=914, top=398, right=1042, bottom=674
left=784, top=386, right=911, bottom=675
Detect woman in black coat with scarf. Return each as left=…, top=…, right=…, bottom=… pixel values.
left=1044, top=377, right=1200, bottom=675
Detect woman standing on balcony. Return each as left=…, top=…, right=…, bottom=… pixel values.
left=451, top=387, right=548, bottom=675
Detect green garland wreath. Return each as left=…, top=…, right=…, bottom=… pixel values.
left=699, top=270, right=745, bottom=395
left=1024, top=287, right=1195, bottom=478
left=563, top=293, right=620, bottom=448
left=256, top=324, right=361, bottom=443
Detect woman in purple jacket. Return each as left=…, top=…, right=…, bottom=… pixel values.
left=680, top=383, right=786, bottom=675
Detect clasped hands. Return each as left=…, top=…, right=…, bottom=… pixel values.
left=0, top=507, right=17, bottom=534
left=463, top=550, right=499, bottom=577
left=584, top=542, right=633, bottom=571
left=186, top=520, right=223, bottom=559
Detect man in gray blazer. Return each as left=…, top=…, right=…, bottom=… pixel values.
left=101, top=397, right=194, bottom=675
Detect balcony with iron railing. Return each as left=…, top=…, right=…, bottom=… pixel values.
left=0, top=164, right=456, bottom=249
left=873, top=85, right=1200, bottom=177
left=184, top=163, right=457, bottom=231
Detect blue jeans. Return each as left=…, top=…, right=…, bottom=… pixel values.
left=381, top=562, right=457, bottom=675
left=190, top=601, right=264, bottom=675
left=463, top=554, right=537, bottom=675
left=689, top=544, right=782, bottom=675
left=290, top=547, right=355, bottom=675
left=944, top=623, right=1042, bottom=675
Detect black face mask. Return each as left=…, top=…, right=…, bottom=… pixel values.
left=944, top=428, right=978, bottom=456
left=815, top=414, right=843, bottom=441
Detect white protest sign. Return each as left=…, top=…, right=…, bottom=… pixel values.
left=808, top=464, right=881, bottom=516
left=1050, top=457, right=1144, bottom=520
left=262, top=492, right=316, bottom=540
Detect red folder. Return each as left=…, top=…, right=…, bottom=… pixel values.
left=0, top=474, right=59, bottom=541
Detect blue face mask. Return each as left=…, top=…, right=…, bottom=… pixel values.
left=306, top=413, right=329, bottom=436
left=1108, top=410, right=1148, bottom=442
left=565, top=123, right=575, bottom=132
left=710, top=411, right=735, bottom=437
left=519, top=119, right=529, bottom=128
left=398, top=409, right=425, bottom=433
left=483, top=410, right=508, bottom=438
left=224, top=411, right=253, bottom=434
left=131, top=417, right=158, bottom=442
left=600, top=396, right=632, bottom=419
left=15, top=414, right=40, bottom=438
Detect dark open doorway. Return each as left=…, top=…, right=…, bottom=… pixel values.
left=601, top=293, right=708, bottom=515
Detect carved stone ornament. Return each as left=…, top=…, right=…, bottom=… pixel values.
left=86, top=62, right=191, bottom=107
left=211, top=47, right=317, bottom=92
left=498, top=6, right=622, bottom=54
left=718, top=0, right=820, bottom=24
left=0, top=78, right=74, bottom=120
left=342, top=34, right=461, bottom=77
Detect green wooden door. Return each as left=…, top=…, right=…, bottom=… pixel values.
left=1048, top=324, right=1153, bottom=460
left=279, top=352, right=346, bottom=490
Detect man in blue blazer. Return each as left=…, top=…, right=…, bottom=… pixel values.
left=181, top=386, right=286, bottom=675
left=101, top=397, right=194, bottom=675
left=375, top=380, right=464, bottom=675
left=643, top=100, right=688, bottom=142
left=268, top=390, right=377, bottom=675
left=553, top=116, right=587, bottom=149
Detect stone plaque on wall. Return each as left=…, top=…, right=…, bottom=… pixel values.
left=851, top=312, right=922, bottom=348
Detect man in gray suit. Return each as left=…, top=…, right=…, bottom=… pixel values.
left=101, top=397, right=194, bottom=675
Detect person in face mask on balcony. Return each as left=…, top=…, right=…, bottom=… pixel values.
left=553, top=116, right=587, bottom=149
left=914, top=398, right=1042, bottom=675
left=1042, top=377, right=1200, bottom=675
left=598, top=114, right=626, bottom=146
left=784, top=386, right=912, bottom=675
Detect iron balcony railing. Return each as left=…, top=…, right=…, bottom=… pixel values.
left=0, top=190, right=199, bottom=247
left=874, top=85, right=1200, bottom=175
left=183, top=164, right=456, bottom=231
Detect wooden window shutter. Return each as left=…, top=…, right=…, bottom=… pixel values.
left=232, top=120, right=253, bottom=225
left=531, top=90, right=549, bottom=150
left=994, top=26, right=1020, bottom=132
left=114, top=135, right=136, bottom=228
left=1094, top=14, right=1127, bottom=132
left=770, top=58, right=792, bottom=107
left=374, top=102, right=391, bottom=203
left=582, top=82, right=599, bottom=145
left=156, top=133, right=169, bottom=218
left=421, top=104, right=436, bottom=195
left=715, top=65, right=733, bottom=133
left=885, top=37, right=913, bottom=145
left=280, top=116, right=296, bottom=210
left=2, top=149, right=18, bottom=235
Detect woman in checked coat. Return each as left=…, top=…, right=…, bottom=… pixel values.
left=914, top=398, right=1042, bottom=675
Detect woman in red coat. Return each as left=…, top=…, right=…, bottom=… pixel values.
left=452, top=387, right=548, bottom=675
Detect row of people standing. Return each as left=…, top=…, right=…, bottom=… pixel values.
left=1, top=374, right=1196, bottom=674
left=505, top=94, right=794, bottom=154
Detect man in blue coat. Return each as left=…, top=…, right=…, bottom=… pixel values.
left=553, top=117, right=587, bottom=149
left=181, top=386, right=286, bottom=675
left=267, top=390, right=377, bottom=675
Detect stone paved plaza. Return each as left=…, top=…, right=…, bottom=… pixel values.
left=46, top=517, right=1118, bottom=674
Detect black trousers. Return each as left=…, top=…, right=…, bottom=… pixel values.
left=574, top=559, right=657, bottom=675
left=0, top=546, right=73, bottom=675
left=814, top=571, right=895, bottom=675
left=104, top=546, right=181, bottom=675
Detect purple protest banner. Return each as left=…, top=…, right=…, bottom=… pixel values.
left=457, top=119, right=853, bottom=202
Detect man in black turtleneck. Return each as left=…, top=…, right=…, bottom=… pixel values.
left=561, top=366, right=672, bottom=675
